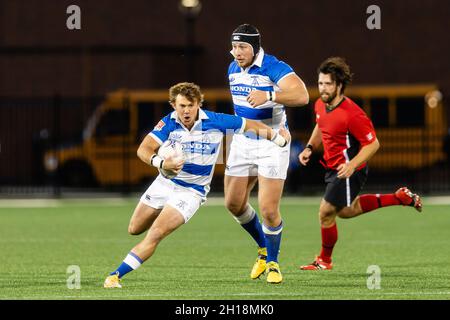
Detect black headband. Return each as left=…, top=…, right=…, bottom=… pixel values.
left=231, top=32, right=260, bottom=56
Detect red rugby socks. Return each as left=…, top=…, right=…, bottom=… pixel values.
left=359, top=194, right=400, bottom=213
left=319, top=223, right=338, bottom=263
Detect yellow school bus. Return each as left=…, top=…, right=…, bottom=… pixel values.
left=43, top=84, right=446, bottom=186
left=43, top=89, right=232, bottom=186
left=293, top=84, right=446, bottom=171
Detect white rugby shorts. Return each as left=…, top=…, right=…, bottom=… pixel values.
left=140, top=175, right=205, bottom=223
left=225, top=133, right=290, bottom=179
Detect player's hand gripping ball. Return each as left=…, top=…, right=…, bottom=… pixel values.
left=157, top=140, right=185, bottom=179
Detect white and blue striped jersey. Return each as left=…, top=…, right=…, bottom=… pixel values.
left=228, top=47, right=294, bottom=130
left=149, top=109, right=246, bottom=197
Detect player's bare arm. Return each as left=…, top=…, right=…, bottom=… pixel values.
left=137, top=135, right=184, bottom=173
left=244, top=119, right=291, bottom=146
left=275, top=73, right=309, bottom=106
left=337, top=138, right=380, bottom=179
left=246, top=73, right=309, bottom=107
left=299, top=124, right=322, bottom=166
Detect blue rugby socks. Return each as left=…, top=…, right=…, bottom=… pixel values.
left=111, top=252, right=143, bottom=278
left=262, top=221, right=283, bottom=263
left=233, top=205, right=266, bottom=248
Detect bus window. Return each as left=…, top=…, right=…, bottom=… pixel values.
left=396, top=97, right=425, bottom=127
left=349, top=96, right=364, bottom=109
left=95, top=109, right=130, bottom=138
left=138, top=102, right=155, bottom=139
left=215, top=101, right=233, bottom=114
left=290, top=102, right=314, bottom=131
left=162, top=102, right=173, bottom=115
left=202, top=100, right=213, bottom=111
left=370, top=97, right=389, bottom=128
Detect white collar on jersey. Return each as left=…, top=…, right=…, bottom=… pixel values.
left=170, top=108, right=209, bottom=124
left=252, top=47, right=264, bottom=68
left=230, top=47, right=265, bottom=69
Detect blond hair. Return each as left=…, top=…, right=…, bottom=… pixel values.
left=169, top=82, right=204, bottom=105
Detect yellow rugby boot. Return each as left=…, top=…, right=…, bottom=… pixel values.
left=266, top=261, right=282, bottom=284
left=103, top=273, right=122, bottom=288
left=250, top=247, right=267, bottom=279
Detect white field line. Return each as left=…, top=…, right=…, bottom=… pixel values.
left=2, top=291, right=450, bottom=300
left=0, top=198, right=132, bottom=208
left=1, top=196, right=450, bottom=208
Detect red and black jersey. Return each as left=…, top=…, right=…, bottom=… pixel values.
left=315, top=96, right=377, bottom=171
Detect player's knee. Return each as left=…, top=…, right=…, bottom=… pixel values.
left=128, top=224, right=141, bottom=235
left=337, top=208, right=356, bottom=219
left=260, top=206, right=280, bottom=225
left=350, top=199, right=362, bottom=213
left=336, top=200, right=361, bottom=219
left=320, top=216, right=336, bottom=227
left=319, top=208, right=336, bottom=226
left=225, top=198, right=246, bottom=216
left=337, top=211, right=350, bottom=219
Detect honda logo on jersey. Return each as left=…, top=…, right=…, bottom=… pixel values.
left=182, top=141, right=220, bottom=155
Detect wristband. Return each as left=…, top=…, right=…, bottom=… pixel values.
left=150, top=154, right=164, bottom=169
left=271, top=132, right=287, bottom=147
left=306, top=144, right=314, bottom=151
left=266, top=91, right=276, bottom=102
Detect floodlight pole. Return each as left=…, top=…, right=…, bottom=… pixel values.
left=185, top=15, right=196, bottom=82
left=179, top=0, right=201, bottom=82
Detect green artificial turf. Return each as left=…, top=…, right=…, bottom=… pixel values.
left=0, top=198, right=449, bottom=300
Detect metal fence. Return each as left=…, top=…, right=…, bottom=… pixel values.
left=1, top=89, right=449, bottom=197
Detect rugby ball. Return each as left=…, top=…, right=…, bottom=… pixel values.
left=157, top=140, right=184, bottom=179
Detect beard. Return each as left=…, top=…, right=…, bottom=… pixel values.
left=320, top=90, right=337, bottom=104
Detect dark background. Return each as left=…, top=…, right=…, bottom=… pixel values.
left=0, top=0, right=449, bottom=98
left=0, top=0, right=449, bottom=195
